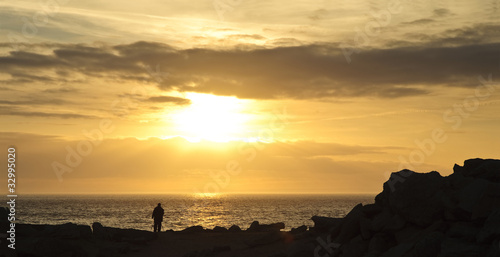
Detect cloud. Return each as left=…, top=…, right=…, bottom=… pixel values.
left=0, top=106, right=98, bottom=119
left=397, top=23, right=500, bottom=47
left=433, top=8, right=452, bottom=17
left=0, top=98, right=67, bottom=105
left=0, top=133, right=398, bottom=193
left=43, top=87, right=79, bottom=94
left=0, top=23, right=499, bottom=101
left=227, top=34, right=267, bottom=40
left=146, top=96, right=191, bottom=105
left=263, top=140, right=399, bottom=157
left=402, top=18, right=435, bottom=25
left=308, top=8, right=328, bottom=21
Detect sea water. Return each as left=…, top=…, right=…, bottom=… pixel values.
left=13, top=194, right=374, bottom=231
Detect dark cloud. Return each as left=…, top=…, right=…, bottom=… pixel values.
left=227, top=34, right=267, bottom=40
left=402, top=18, right=435, bottom=25
left=146, top=96, right=191, bottom=105
left=264, top=141, right=400, bottom=157
left=0, top=25, right=499, bottom=100
left=396, top=23, right=500, bottom=47
left=0, top=106, right=98, bottom=119
left=433, top=8, right=452, bottom=17
left=43, top=87, right=79, bottom=94
left=0, top=98, right=67, bottom=105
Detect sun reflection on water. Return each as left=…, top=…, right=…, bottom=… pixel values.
left=193, top=192, right=222, bottom=198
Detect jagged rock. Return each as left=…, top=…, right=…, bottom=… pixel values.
left=447, top=222, right=480, bottom=241
left=39, top=223, right=89, bottom=239
left=375, top=170, right=446, bottom=227
left=383, top=214, right=406, bottom=232
left=440, top=238, right=487, bottom=256
left=17, top=224, right=43, bottom=237
left=457, top=178, right=490, bottom=217
left=413, top=231, right=444, bottom=257
left=485, top=239, right=500, bottom=257
left=333, top=203, right=364, bottom=244
left=393, top=225, right=423, bottom=244
left=183, top=249, right=213, bottom=257
left=245, top=231, right=282, bottom=247
left=380, top=243, right=414, bottom=257
left=269, top=222, right=286, bottom=230
left=92, top=222, right=110, bottom=240
left=228, top=225, right=242, bottom=232
left=212, top=245, right=231, bottom=252
left=340, top=235, right=369, bottom=257
left=476, top=210, right=500, bottom=243
left=366, top=232, right=395, bottom=256
left=454, top=158, right=500, bottom=182
left=0, top=207, right=8, bottom=231
left=370, top=210, right=393, bottom=232
left=287, top=240, right=315, bottom=257
left=472, top=182, right=500, bottom=219
left=182, top=225, right=205, bottom=233
left=359, top=216, right=372, bottom=240
left=311, top=216, right=342, bottom=233
left=247, top=221, right=260, bottom=231
left=213, top=226, right=228, bottom=233
left=18, top=237, right=93, bottom=257
left=107, top=227, right=156, bottom=242
left=247, top=221, right=285, bottom=232
left=290, top=225, right=307, bottom=234
left=362, top=204, right=383, bottom=218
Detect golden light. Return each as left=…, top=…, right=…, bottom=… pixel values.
left=193, top=192, right=222, bottom=198
left=170, top=93, right=251, bottom=142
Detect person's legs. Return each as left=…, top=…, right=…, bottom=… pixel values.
left=158, top=222, right=162, bottom=232
left=154, top=222, right=159, bottom=232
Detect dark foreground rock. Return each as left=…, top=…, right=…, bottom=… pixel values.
left=13, top=222, right=157, bottom=257
left=311, top=158, right=500, bottom=257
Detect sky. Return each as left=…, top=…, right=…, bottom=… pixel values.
left=1, top=0, right=500, bottom=194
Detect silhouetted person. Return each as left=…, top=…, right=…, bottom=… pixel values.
left=152, top=203, right=164, bottom=232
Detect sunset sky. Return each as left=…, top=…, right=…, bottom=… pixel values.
left=1, top=0, right=499, bottom=194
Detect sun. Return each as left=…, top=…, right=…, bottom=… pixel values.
left=170, top=93, right=251, bottom=142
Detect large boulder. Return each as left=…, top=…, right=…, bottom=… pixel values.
left=311, top=216, right=342, bottom=233
left=332, top=204, right=364, bottom=244
left=212, top=226, right=228, bottom=233
left=375, top=170, right=446, bottom=227
left=311, top=158, right=500, bottom=256
left=439, top=238, right=487, bottom=257
left=181, top=225, right=205, bottom=233
left=446, top=222, right=480, bottom=242
left=476, top=210, right=500, bottom=244
left=453, top=158, right=500, bottom=182
left=246, top=221, right=285, bottom=232
left=291, top=225, right=308, bottom=234
left=228, top=225, right=242, bottom=232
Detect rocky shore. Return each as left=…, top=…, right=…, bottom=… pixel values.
left=5, top=158, right=500, bottom=257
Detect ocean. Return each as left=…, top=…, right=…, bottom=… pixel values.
left=13, top=194, right=375, bottom=231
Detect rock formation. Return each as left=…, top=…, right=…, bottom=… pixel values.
left=311, top=158, right=500, bottom=257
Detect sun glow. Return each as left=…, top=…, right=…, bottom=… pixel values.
left=170, top=93, right=251, bottom=142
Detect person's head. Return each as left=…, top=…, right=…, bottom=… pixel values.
left=157, top=203, right=161, bottom=207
